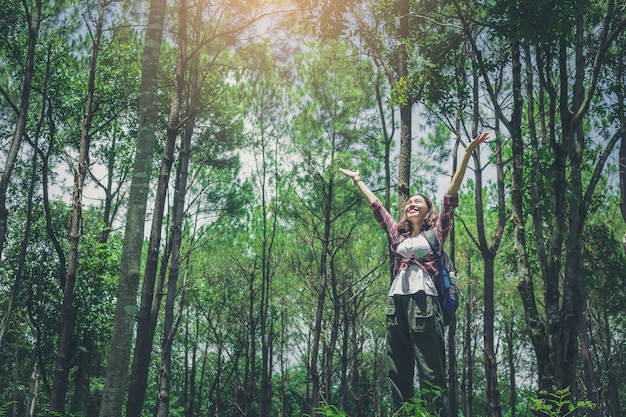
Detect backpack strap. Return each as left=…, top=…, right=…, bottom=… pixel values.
left=423, top=228, right=441, bottom=257
left=423, top=228, right=451, bottom=290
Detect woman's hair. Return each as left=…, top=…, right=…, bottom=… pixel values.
left=397, top=193, right=438, bottom=234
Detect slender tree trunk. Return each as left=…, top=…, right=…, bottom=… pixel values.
left=0, top=96, right=40, bottom=356
left=578, top=306, right=598, bottom=417
left=48, top=3, right=105, bottom=413
left=12, top=346, right=19, bottom=417
left=0, top=38, right=49, bottom=353
left=374, top=70, right=395, bottom=283
left=245, top=270, right=256, bottom=416
left=99, top=0, right=166, bottom=412
left=603, top=311, right=621, bottom=416
left=324, top=260, right=340, bottom=406
left=505, top=320, right=516, bottom=417
left=526, top=43, right=554, bottom=395
left=257, top=107, right=280, bottom=416
left=184, top=314, right=198, bottom=417
left=154, top=25, right=197, bottom=409
left=0, top=0, right=41, bottom=262
left=460, top=286, right=467, bottom=417
left=196, top=338, right=210, bottom=417
left=310, top=177, right=334, bottom=416
left=155, top=249, right=189, bottom=417
left=482, top=256, right=501, bottom=417
left=125, top=0, right=186, bottom=410
left=26, top=359, right=40, bottom=417
left=279, top=308, right=287, bottom=417
left=397, top=0, right=411, bottom=211
left=461, top=261, right=474, bottom=417
left=615, top=30, right=626, bottom=250
left=466, top=48, right=506, bottom=414
left=339, top=301, right=350, bottom=411
left=94, top=130, right=124, bottom=243
left=621, top=127, right=626, bottom=253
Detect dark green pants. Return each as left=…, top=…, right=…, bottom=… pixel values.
left=385, top=292, right=449, bottom=416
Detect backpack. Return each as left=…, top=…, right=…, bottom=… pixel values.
left=424, top=229, right=458, bottom=326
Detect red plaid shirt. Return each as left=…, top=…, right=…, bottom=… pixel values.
left=369, top=195, right=458, bottom=277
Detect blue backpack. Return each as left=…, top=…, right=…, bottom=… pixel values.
left=424, top=229, right=458, bottom=326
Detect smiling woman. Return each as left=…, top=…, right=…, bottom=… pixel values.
left=339, top=131, right=488, bottom=416
left=399, top=193, right=437, bottom=238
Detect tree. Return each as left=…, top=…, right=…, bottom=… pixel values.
left=48, top=1, right=110, bottom=414
left=289, top=38, right=381, bottom=415
left=0, top=0, right=42, bottom=302
left=99, top=0, right=167, bottom=412
left=238, top=44, right=294, bottom=416
left=454, top=0, right=626, bottom=409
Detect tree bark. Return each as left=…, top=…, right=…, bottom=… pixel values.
left=99, top=0, right=166, bottom=413
left=48, top=2, right=105, bottom=413
left=0, top=0, right=41, bottom=268
left=578, top=307, right=598, bottom=417
left=397, top=0, right=411, bottom=212
left=125, top=0, right=187, bottom=410
left=505, top=320, right=516, bottom=417
left=310, top=178, right=333, bottom=415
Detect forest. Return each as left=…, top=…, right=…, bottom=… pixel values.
left=0, top=0, right=625, bottom=416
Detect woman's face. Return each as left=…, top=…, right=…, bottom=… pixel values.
left=404, top=194, right=430, bottom=223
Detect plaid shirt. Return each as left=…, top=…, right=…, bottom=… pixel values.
left=369, top=195, right=458, bottom=277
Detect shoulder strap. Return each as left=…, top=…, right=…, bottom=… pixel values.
left=424, top=228, right=453, bottom=290
left=423, top=228, right=441, bottom=256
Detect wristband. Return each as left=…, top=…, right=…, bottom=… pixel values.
left=353, top=176, right=362, bottom=185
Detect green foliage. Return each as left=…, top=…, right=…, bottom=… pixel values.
left=310, top=404, right=349, bottom=417
left=529, top=388, right=596, bottom=417
left=1, top=0, right=626, bottom=416
left=311, top=393, right=438, bottom=417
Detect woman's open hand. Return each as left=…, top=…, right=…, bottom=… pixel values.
left=467, top=132, right=489, bottom=152
left=339, top=168, right=360, bottom=183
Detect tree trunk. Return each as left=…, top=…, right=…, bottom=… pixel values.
left=0, top=0, right=41, bottom=262
left=374, top=71, right=395, bottom=284
left=0, top=44, right=47, bottom=354
left=397, top=0, right=411, bottom=212
left=155, top=248, right=188, bottom=417
left=602, top=311, right=621, bottom=416
left=99, top=0, right=166, bottom=412
left=505, top=320, right=516, bottom=417
left=184, top=315, right=198, bottom=417
left=310, top=177, right=334, bottom=416
left=26, top=359, right=40, bottom=417
left=125, top=0, right=187, bottom=411
left=578, top=307, right=598, bottom=417
left=48, top=2, right=105, bottom=413
left=324, top=259, right=340, bottom=406
left=461, top=261, right=474, bottom=417
left=482, top=255, right=501, bottom=417
left=260, top=177, right=276, bottom=417
left=153, top=30, right=198, bottom=409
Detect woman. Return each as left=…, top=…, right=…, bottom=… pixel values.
left=339, top=132, right=488, bottom=416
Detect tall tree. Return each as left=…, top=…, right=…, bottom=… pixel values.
left=0, top=0, right=41, bottom=276
left=396, top=0, right=412, bottom=210
left=239, top=48, right=292, bottom=417
left=454, top=0, right=626, bottom=408
left=99, top=0, right=166, bottom=413
left=0, top=0, right=46, bottom=348
left=125, top=0, right=187, bottom=409
left=48, top=1, right=109, bottom=414
left=290, top=38, right=379, bottom=415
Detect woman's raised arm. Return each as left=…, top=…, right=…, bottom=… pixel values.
left=446, top=132, right=489, bottom=196
left=339, top=168, right=378, bottom=205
